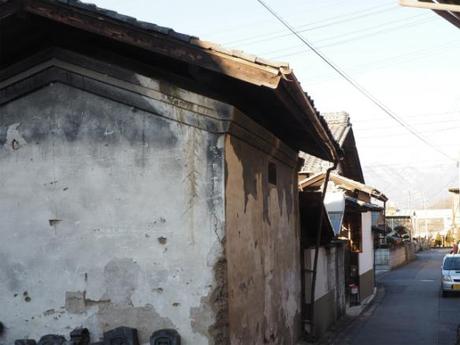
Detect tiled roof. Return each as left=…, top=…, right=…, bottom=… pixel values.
left=300, top=112, right=351, bottom=173
left=1, top=0, right=341, bottom=161
left=47, top=0, right=291, bottom=71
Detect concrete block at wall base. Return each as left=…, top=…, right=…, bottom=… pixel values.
left=305, top=290, right=337, bottom=339
left=346, top=287, right=377, bottom=317
left=359, top=269, right=375, bottom=301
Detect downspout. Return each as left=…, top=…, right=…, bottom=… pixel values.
left=383, top=200, right=387, bottom=245
left=307, top=159, right=338, bottom=340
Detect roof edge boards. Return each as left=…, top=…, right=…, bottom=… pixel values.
left=299, top=172, right=388, bottom=202
left=17, top=0, right=285, bottom=88
left=400, top=0, right=460, bottom=12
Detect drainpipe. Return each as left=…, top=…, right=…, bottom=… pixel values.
left=307, top=160, right=338, bottom=340
left=383, top=200, right=387, bottom=246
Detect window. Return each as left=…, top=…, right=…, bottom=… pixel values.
left=443, top=257, right=460, bottom=270
left=343, top=212, right=362, bottom=253
left=268, top=162, right=277, bottom=185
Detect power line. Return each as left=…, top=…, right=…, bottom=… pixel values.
left=425, top=174, right=458, bottom=202
left=357, top=117, right=460, bottom=130
left=261, top=12, right=430, bottom=58
left=203, top=0, right=349, bottom=39
left=363, top=162, right=454, bottom=168
left=356, top=109, right=460, bottom=122
left=356, top=119, right=460, bottom=131
left=357, top=126, right=460, bottom=139
left=256, top=0, right=456, bottom=162
left=288, top=40, right=460, bottom=86
left=321, top=40, right=460, bottom=76
left=268, top=15, right=435, bottom=60
left=225, top=3, right=397, bottom=47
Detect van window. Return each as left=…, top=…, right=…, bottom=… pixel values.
left=443, top=257, right=460, bottom=270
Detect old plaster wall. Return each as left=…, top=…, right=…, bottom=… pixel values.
left=224, top=133, right=300, bottom=345
left=359, top=212, right=374, bottom=300
left=304, top=245, right=345, bottom=337
left=0, top=82, right=225, bottom=345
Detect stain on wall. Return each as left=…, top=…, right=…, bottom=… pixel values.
left=225, top=134, right=301, bottom=345
left=0, top=82, right=225, bottom=345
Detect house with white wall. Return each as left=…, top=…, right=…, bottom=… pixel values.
left=297, top=112, right=387, bottom=338
left=299, top=173, right=387, bottom=307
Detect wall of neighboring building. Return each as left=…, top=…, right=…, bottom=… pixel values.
left=375, top=244, right=416, bottom=273
left=359, top=212, right=374, bottom=300
left=224, top=126, right=301, bottom=345
left=304, top=244, right=345, bottom=338
left=0, top=67, right=228, bottom=344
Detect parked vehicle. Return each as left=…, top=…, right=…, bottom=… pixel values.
left=441, top=254, right=460, bottom=297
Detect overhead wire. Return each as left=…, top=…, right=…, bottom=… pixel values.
left=261, top=12, right=430, bottom=58
left=357, top=109, right=460, bottom=122
left=269, top=16, right=435, bottom=60
left=357, top=117, right=460, bottom=130
left=224, top=3, right=397, bottom=47
left=256, top=0, right=456, bottom=162
left=202, top=0, right=347, bottom=39
left=290, top=40, right=460, bottom=86
left=358, top=125, right=460, bottom=139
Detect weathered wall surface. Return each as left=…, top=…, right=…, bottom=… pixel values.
left=0, top=82, right=225, bottom=345
left=359, top=212, right=373, bottom=275
left=304, top=245, right=345, bottom=337
left=375, top=244, right=416, bottom=273
left=359, top=212, right=374, bottom=300
left=225, top=133, right=300, bottom=345
left=358, top=212, right=374, bottom=300
left=359, top=270, right=374, bottom=301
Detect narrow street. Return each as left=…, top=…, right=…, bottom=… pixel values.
left=332, top=249, right=460, bottom=345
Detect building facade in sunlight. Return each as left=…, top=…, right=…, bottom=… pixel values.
left=0, top=1, right=340, bottom=344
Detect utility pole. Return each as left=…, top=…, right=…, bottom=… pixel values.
left=457, top=158, right=460, bottom=241
left=423, top=194, right=428, bottom=239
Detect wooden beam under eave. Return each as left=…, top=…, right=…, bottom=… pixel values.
left=0, top=1, right=22, bottom=20
left=400, top=0, right=460, bottom=13
left=23, top=0, right=282, bottom=88
left=434, top=9, right=460, bottom=28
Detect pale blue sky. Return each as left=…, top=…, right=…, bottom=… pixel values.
left=91, top=0, right=460, bottom=207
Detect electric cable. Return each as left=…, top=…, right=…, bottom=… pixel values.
left=256, top=0, right=456, bottom=162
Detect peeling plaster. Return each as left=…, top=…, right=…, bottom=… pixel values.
left=3, top=123, right=27, bottom=151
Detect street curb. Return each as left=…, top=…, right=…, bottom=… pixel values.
left=345, top=286, right=377, bottom=317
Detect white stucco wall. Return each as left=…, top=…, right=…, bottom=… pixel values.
left=305, top=247, right=337, bottom=301
left=0, top=83, right=225, bottom=345
left=359, top=212, right=373, bottom=275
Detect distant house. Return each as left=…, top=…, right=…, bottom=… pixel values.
left=299, top=112, right=364, bottom=183
left=297, top=112, right=387, bottom=337
left=449, top=188, right=460, bottom=241
left=385, top=215, right=413, bottom=242
left=0, top=1, right=340, bottom=345
left=299, top=173, right=386, bottom=311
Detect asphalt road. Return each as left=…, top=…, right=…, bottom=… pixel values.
left=331, top=249, right=460, bottom=345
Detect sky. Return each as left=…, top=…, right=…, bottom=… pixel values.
left=91, top=0, right=460, bottom=208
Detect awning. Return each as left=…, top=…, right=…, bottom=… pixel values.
left=345, top=196, right=384, bottom=212
left=299, top=172, right=388, bottom=202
